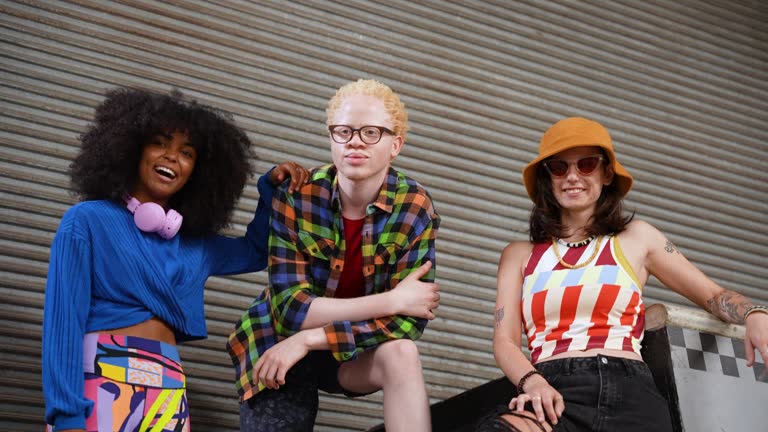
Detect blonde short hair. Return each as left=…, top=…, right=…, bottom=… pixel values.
left=325, top=79, right=409, bottom=141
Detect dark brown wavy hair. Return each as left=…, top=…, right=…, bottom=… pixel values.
left=528, top=151, right=634, bottom=243
left=70, top=87, right=255, bottom=235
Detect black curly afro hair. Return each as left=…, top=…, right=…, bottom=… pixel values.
left=71, top=87, right=255, bottom=235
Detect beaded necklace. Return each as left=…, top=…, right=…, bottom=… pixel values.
left=556, top=235, right=596, bottom=249
left=551, top=236, right=603, bottom=269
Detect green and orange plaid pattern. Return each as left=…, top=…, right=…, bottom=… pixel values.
left=227, top=164, right=440, bottom=401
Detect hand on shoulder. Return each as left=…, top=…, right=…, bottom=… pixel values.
left=269, top=161, right=310, bottom=193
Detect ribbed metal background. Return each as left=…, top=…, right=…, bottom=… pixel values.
left=0, top=1, right=766, bottom=430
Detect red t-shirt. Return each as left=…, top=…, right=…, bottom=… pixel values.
left=335, top=216, right=365, bottom=299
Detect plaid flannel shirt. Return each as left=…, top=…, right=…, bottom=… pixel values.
left=227, top=164, right=440, bottom=401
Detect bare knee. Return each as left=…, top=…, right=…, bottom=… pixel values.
left=377, top=339, right=420, bottom=363
left=375, top=339, right=422, bottom=378
left=336, top=340, right=424, bottom=393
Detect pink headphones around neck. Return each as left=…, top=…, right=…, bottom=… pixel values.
left=123, top=194, right=182, bottom=240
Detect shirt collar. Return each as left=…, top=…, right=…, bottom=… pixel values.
left=330, top=166, right=398, bottom=215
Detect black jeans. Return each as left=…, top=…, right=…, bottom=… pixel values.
left=478, top=355, right=674, bottom=432
left=240, top=351, right=371, bottom=432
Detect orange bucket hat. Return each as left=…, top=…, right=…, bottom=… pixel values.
left=522, top=117, right=633, bottom=201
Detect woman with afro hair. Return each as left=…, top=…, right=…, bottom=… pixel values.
left=42, top=87, right=308, bottom=432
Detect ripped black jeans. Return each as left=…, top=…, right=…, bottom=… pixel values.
left=477, top=355, right=674, bottom=432
left=239, top=350, right=371, bottom=432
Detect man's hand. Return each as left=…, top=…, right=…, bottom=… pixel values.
left=269, top=161, right=310, bottom=193
left=388, top=261, right=440, bottom=320
left=253, top=330, right=317, bottom=390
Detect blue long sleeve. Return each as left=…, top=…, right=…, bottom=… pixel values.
left=42, top=212, right=95, bottom=429
left=206, top=172, right=273, bottom=275
left=42, top=172, right=275, bottom=428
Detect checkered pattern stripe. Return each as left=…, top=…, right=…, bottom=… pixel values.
left=668, top=326, right=767, bottom=383
left=227, top=165, right=440, bottom=401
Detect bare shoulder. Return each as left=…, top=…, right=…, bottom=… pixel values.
left=622, top=219, right=665, bottom=243
left=500, top=240, right=534, bottom=262
left=497, top=241, right=533, bottom=304
left=498, top=240, right=534, bottom=275
left=624, top=219, right=657, bottom=234
left=621, top=219, right=684, bottom=261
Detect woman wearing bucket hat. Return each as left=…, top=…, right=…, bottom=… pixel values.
left=480, top=117, right=768, bottom=431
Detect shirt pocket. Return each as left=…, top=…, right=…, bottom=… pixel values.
left=374, top=242, right=402, bottom=267
left=373, top=243, right=403, bottom=291
left=297, top=230, right=335, bottom=282
left=297, top=230, right=335, bottom=259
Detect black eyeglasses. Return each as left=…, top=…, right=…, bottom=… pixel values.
left=542, top=155, right=605, bottom=177
left=328, top=125, right=395, bottom=145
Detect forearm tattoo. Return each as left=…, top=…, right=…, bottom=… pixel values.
left=664, top=240, right=681, bottom=254
left=705, top=290, right=753, bottom=324
left=494, top=307, right=505, bottom=329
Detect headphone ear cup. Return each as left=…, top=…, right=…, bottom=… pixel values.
left=124, top=194, right=183, bottom=239
left=133, top=202, right=167, bottom=233
left=159, top=209, right=183, bottom=240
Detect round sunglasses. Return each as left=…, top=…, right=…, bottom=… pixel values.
left=542, top=155, right=605, bottom=177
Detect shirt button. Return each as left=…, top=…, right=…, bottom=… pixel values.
left=601, top=357, right=608, bottom=364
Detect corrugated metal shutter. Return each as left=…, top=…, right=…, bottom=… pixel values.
left=1, top=0, right=765, bottom=430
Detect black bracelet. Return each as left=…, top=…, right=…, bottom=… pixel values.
left=745, top=305, right=768, bottom=320
left=516, top=369, right=543, bottom=395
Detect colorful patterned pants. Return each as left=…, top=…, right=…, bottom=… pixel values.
left=47, top=333, right=190, bottom=432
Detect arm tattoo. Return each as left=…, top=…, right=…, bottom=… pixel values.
left=664, top=240, right=681, bottom=254
left=705, top=290, right=753, bottom=324
left=494, top=307, right=505, bottom=329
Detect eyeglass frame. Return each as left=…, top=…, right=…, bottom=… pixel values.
left=542, top=155, right=606, bottom=177
left=328, top=125, right=395, bottom=145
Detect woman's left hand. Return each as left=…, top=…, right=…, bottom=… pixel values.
left=745, top=311, right=768, bottom=367
left=269, top=161, right=310, bottom=193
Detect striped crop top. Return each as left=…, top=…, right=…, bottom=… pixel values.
left=521, top=235, right=645, bottom=364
